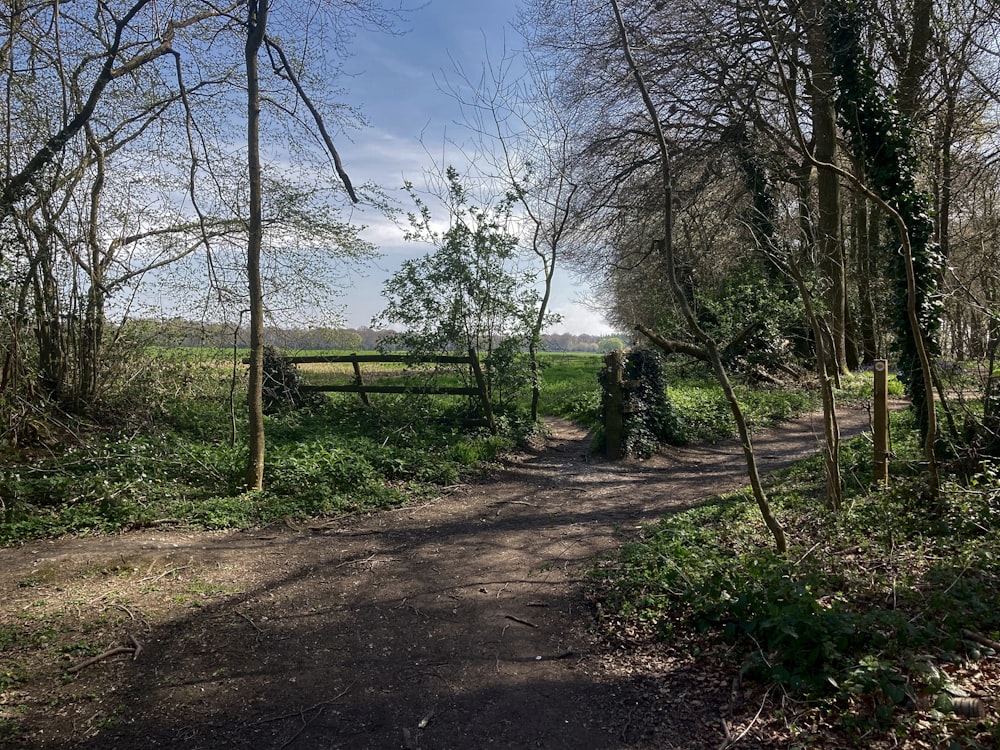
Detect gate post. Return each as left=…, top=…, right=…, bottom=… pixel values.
left=469, top=348, right=497, bottom=435
left=604, top=350, right=625, bottom=459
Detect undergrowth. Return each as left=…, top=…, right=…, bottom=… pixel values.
left=0, top=353, right=517, bottom=543
left=592, top=409, right=1000, bottom=746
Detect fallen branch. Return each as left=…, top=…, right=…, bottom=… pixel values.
left=962, top=628, right=1000, bottom=652
left=66, top=645, right=136, bottom=674
left=504, top=614, right=538, bottom=628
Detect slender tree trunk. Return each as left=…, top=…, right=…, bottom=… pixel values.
left=853, top=182, right=878, bottom=364
left=611, top=0, right=785, bottom=555
left=788, top=260, right=842, bottom=510
left=245, top=0, right=267, bottom=491
left=806, top=0, right=847, bottom=376
left=81, top=125, right=106, bottom=407
left=529, top=239, right=556, bottom=423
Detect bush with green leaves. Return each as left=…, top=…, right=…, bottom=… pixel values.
left=374, top=167, right=545, bottom=412
left=622, top=348, right=685, bottom=454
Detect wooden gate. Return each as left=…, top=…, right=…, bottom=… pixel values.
left=269, top=348, right=497, bottom=435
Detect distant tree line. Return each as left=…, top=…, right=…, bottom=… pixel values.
left=138, top=318, right=615, bottom=354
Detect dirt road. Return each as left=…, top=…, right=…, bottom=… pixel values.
left=0, top=404, right=881, bottom=749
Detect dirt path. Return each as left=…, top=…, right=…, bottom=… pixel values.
left=0, top=404, right=885, bottom=749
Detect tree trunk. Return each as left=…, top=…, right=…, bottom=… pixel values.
left=807, top=0, right=847, bottom=376
left=611, top=0, right=786, bottom=555
left=245, top=0, right=268, bottom=491
left=853, top=184, right=879, bottom=364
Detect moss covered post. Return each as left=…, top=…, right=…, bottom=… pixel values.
left=604, top=350, right=625, bottom=459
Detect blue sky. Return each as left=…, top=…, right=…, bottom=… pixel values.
left=334, top=0, right=614, bottom=334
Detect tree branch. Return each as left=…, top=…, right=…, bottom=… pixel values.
left=264, top=35, right=358, bottom=203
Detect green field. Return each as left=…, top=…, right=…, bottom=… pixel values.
left=0, top=348, right=872, bottom=544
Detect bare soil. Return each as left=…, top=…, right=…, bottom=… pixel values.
left=1, top=405, right=887, bottom=749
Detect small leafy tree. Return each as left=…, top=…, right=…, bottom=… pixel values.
left=374, top=168, right=543, bottom=410
left=597, top=336, right=626, bottom=353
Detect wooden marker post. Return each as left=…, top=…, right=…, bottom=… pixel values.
left=873, top=359, right=889, bottom=485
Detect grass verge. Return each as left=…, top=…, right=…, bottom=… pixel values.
left=591, top=409, right=1000, bottom=747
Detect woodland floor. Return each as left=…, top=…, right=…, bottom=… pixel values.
left=0, top=404, right=900, bottom=749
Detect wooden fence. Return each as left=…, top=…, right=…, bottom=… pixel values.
left=255, top=348, right=497, bottom=434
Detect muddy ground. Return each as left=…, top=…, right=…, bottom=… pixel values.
left=1, top=406, right=887, bottom=749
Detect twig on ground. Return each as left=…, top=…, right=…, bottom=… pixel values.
left=278, top=704, right=327, bottom=750
left=721, top=687, right=772, bottom=748
left=504, top=614, right=538, bottom=628
left=335, top=552, right=380, bottom=569
left=137, top=563, right=191, bottom=585
left=66, top=645, right=136, bottom=674
left=255, top=682, right=356, bottom=725
left=237, top=611, right=264, bottom=636
left=112, top=602, right=136, bottom=620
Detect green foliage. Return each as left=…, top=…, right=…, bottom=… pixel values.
left=597, top=337, right=625, bottom=353
left=0, top=354, right=530, bottom=543
left=375, top=168, right=546, bottom=409
left=0, top=347, right=608, bottom=544
left=594, top=421, right=1000, bottom=737
left=825, top=0, right=944, bottom=437
left=710, top=260, right=805, bottom=379
left=622, top=349, right=684, bottom=454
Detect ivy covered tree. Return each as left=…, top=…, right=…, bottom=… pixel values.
left=825, top=0, right=944, bottom=494
left=374, top=168, right=546, bottom=409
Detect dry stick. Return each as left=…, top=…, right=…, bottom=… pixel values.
left=334, top=552, right=379, bottom=569
left=237, top=611, right=263, bottom=635
left=137, top=563, right=191, bottom=585
left=720, top=687, right=773, bottom=749
left=255, top=682, right=357, bottom=725
left=66, top=646, right=135, bottom=674
left=278, top=704, right=327, bottom=750
left=504, top=614, right=538, bottom=629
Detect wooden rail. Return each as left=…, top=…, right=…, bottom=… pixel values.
left=249, top=348, right=497, bottom=434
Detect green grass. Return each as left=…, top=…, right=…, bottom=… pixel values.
left=535, top=352, right=604, bottom=423
left=0, top=348, right=896, bottom=545
left=592, top=408, right=1000, bottom=745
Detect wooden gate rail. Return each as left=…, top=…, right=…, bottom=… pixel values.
left=249, top=348, right=497, bottom=434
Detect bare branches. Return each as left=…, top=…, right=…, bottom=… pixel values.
left=264, top=36, right=359, bottom=203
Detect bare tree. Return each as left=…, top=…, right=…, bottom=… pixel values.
left=445, top=47, right=586, bottom=421
left=609, top=0, right=787, bottom=553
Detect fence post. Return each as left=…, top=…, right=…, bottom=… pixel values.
left=351, top=354, right=370, bottom=406
left=873, top=359, right=889, bottom=485
left=604, top=349, right=625, bottom=459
